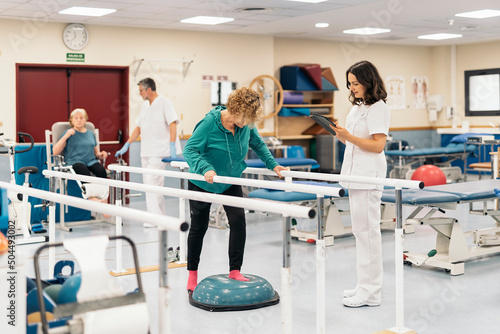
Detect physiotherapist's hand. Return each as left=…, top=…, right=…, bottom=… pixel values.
left=115, top=142, right=130, bottom=157
left=332, top=123, right=349, bottom=141
left=273, top=165, right=289, bottom=178
left=204, top=170, right=216, bottom=184
left=170, top=142, right=177, bottom=158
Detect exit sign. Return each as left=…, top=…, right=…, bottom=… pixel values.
left=67, top=53, right=85, bottom=62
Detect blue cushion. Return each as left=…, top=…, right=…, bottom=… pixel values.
left=450, top=133, right=492, bottom=143
left=249, top=181, right=346, bottom=201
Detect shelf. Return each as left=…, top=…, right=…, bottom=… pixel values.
left=280, top=135, right=315, bottom=140
left=282, top=104, right=333, bottom=108
left=275, top=89, right=334, bottom=139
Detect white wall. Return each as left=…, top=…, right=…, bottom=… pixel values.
left=2, top=17, right=500, bottom=140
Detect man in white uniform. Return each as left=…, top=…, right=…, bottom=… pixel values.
left=116, top=78, right=181, bottom=225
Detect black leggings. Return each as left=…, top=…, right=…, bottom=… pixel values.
left=187, top=181, right=246, bottom=271
left=72, top=162, right=107, bottom=179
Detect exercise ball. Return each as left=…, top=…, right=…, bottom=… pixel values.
left=411, top=165, right=446, bottom=186
left=43, top=284, right=62, bottom=304
left=190, top=274, right=279, bottom=312
left=57, top=273, right=81, bottom=304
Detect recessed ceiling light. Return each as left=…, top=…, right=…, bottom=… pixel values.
left=235, top=8, right=272, bottom=13
left=315, top=23, right=329, bottom=28
left=286, top=0, right=328, bottom=3
left=59, top=6, right=116, bottom=17
left=417, top=33, right=463, bottom=40
left=455, top=9, right=500, bottom=19
left=343, top=27, right=391, bottom=35
left=181, top=16, right=234, bottom=25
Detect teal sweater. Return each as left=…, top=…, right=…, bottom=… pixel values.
left=184, top=106, right=278, bottom=193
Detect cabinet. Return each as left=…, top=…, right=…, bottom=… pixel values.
left=274, top=90, right=335, bottom=139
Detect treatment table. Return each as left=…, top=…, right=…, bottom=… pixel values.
left=382, top=179, right=500, bottom=275
left=250, top=178, right=500, bottom=275
left=249, top=182, right=396, bottom=246
left=385, top=142, right=478, bottom=180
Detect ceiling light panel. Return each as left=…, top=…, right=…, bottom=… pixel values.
left=286, top=0, right=328, bottom=3
left=455, top=9, right=500, bottom=19
left=343, top=27, right=391, bottom=35
left=181, top=16, right=234, bottom=25
left=417, top=33, right=463, bottom=40
left=59, top=6, right=116, bottom=17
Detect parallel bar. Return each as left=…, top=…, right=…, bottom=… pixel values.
left=108, top=164, right=344, bottom=198
left=282, top=216, right=292, bottom=334
left=170, top=161, right=422, bottom=189
left=159, top=230, right=170, bottom=334
left=43, top=170, right=315, bottom=219
left=316, top=196, right=325, bottom=334
left=170, top=160, right=417, bottom=333
left=281, top=170, right=423, bottom=189
left=0, top=181, right=186, bottom=232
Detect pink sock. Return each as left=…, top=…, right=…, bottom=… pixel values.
left=187, top=270, right=198, bottom=292
left=228, top=270, right=249, bottom=281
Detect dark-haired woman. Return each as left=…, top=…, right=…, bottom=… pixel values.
left=333, top=60, right=390, bottom=308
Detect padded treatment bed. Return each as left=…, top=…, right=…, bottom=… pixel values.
left=248, top=182, right=396, bottom=245
left=382, top=179, right=500, bottom=275
left=385, top=142, right=478, bottom=180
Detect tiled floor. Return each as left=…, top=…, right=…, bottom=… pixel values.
left=19, top=185, right=500, bottom=334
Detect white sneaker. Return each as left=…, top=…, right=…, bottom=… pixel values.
left=143, top=223, right=156, bottom=228
left=343, top=288, right=358, bottom=298
left=342, top=295, right=380, bottom=308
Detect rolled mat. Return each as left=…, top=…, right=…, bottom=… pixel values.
left=283, top=91, right=304, bottom=104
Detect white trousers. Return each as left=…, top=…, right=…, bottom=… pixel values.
left=141, top=157, right=167, bottom=215
left=349, top=188, right=383, bottom=303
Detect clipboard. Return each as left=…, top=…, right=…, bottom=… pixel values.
left=309, top=113, right=336, bottom=136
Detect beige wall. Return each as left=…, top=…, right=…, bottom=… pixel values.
left=456, top=40, right=500, bottom=127
left=1, top=17, right=500, bottom=139
left=0, top=19, right=274, bottom=139
left=274, top=37, right=436, bottom=129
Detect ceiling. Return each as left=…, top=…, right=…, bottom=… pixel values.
left=2, top=0, right=500, bottom=46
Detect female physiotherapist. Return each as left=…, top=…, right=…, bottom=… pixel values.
left=333, top=60, right=390, bottom=308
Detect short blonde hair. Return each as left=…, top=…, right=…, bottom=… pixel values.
left=225, top=87, right=262, bottom=126
left=69, top=108, right=88, bottom=125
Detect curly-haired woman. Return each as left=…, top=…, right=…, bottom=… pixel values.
left=183, top=87, right=287, bottom=292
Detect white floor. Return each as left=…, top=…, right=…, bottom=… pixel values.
left=19, top=185, right=500, bottom=334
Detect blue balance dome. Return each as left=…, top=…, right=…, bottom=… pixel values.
left=190, top=274, right=279, bottom=312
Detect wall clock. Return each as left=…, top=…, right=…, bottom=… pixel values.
left=63, top=23, right=89, bottom=51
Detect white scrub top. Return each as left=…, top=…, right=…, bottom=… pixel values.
left=135, top=96, right=181, bottom=157
left=340, top=100, right=390, bottom=190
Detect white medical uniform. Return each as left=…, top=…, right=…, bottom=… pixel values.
left=340, top=100, right=390, bottom=304
left=136, top=96, right=181, bottom=215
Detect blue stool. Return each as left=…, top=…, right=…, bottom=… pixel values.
left=286, top=146, right=320, bottom=169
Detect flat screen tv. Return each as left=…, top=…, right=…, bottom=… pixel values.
left=465, top=68, right=500, bottom=116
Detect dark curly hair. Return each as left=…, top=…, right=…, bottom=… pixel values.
left=225, top=87, right=262, bottom=126
left=346, top=60, right=387, bottom=106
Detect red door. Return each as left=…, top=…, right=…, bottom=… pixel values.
left=16, top=64, right=129, bottom=163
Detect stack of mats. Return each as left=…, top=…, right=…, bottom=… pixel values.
left=280, top=64, right=338, bottom=91
left=279, top=64, right=338, bottom=117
